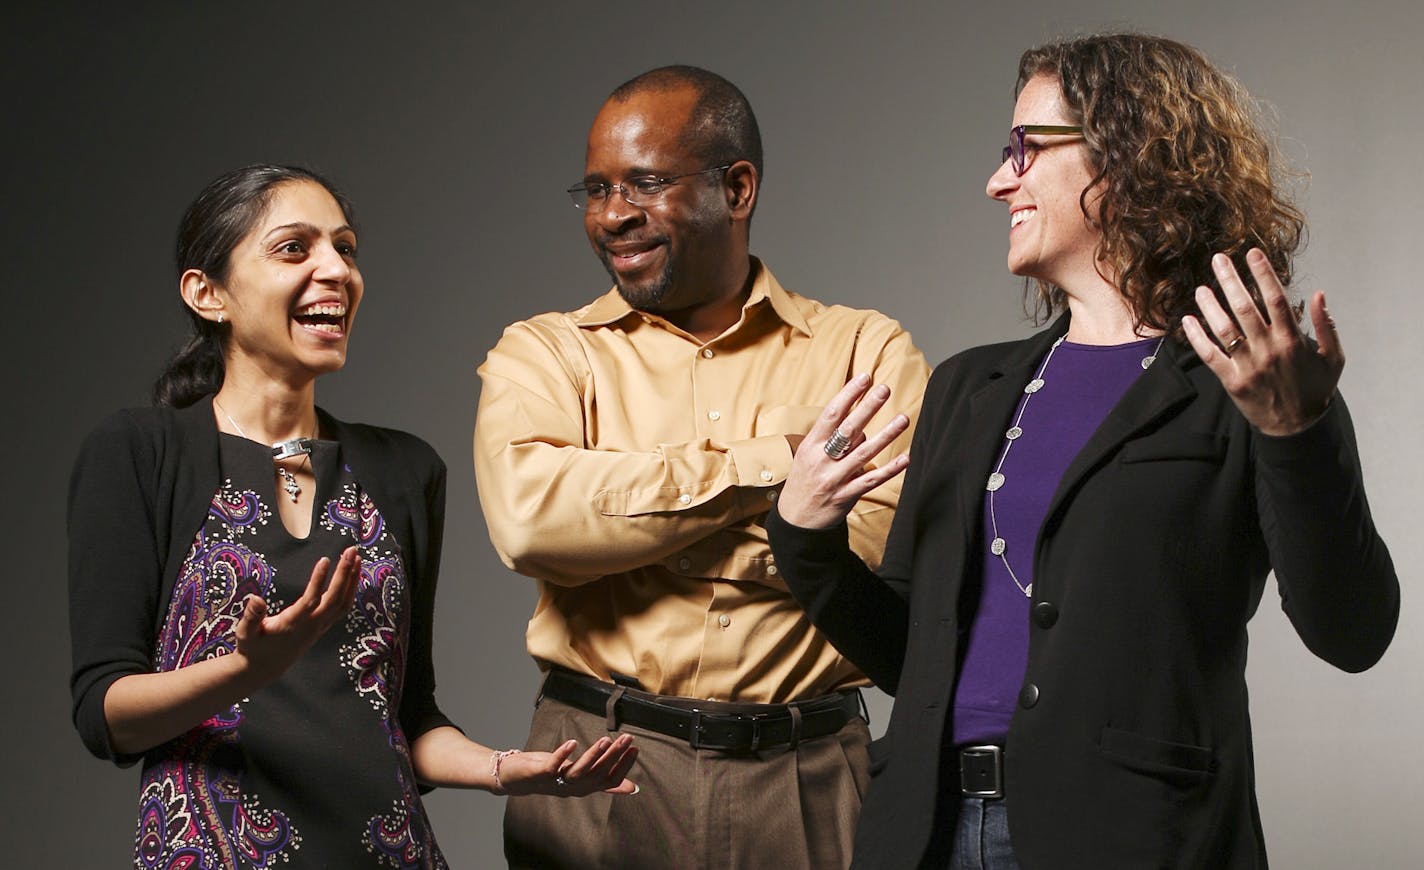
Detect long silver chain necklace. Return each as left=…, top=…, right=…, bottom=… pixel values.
left=984, top=334, right=1166, bottom=598
left=213, top=399, right=315, bottom=503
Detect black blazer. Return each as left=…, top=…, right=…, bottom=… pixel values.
left=768, top=315, right=1399, bottom=868
left=68, top=398, right=452, bottom=765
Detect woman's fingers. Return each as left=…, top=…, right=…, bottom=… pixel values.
left=1210, top=252, right=1268, bottom=345
left=325, top=547, right=361, bottom=616
left=807, top=374, right=872, bottom=445
left=304, top=547, right=361, bottom=624
left=846, top=453, right=911, bottom=501
left=831, top=383, right=892, bottom=446
left=234, top=594, right=268, bottom=643
left=1308, top=290, right=1345, bottom=366
left=1188, top=251, right=1344, bottom=435
left=1245, top=248, right=1298, bottom=341
left=602, top=744, right=640, bottom=794
left=534, top=734, right=639, bottom=796
left=559, top=736, right=611, bottom=780
left=547, top=738, right=578, bottom=770
left=1180, top=313, right=1228, bottom=371
left=844, top=413, right=909, bottom=466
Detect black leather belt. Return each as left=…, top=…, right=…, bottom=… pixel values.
left=540, top=668, right=862, bottom=754
left=958, top=744, right=1005, bottom=799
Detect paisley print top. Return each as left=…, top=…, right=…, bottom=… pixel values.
left=132, top=435, right=447, bottom=869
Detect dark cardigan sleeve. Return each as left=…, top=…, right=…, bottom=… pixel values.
left=390, top=432, right=456, bottom=743
left=68, top=410, right=165, bottom=765
left=1254, top=396, right=1400, bottom=672
left=764, top=363, right=949, bottom=694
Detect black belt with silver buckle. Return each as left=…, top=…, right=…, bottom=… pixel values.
left=958, top=745, right=1005, bottom=799
left=540, top=668, right=861, bottom=754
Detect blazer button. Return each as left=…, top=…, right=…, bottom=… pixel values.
left=1032, top=601, right=1059, bottom=628
left=1018, top=683, right=1040, bottom=709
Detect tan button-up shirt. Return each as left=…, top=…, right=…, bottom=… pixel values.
left=474, top=259, right=929, bottom=703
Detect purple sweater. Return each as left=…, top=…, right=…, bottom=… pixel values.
left=951, top=337, right=1160, bottom=747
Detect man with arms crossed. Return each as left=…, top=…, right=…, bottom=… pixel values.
left=474, top=65, right=929, bottom=869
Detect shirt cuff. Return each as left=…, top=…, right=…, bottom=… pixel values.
left=726, top=434, right=794, bottom=488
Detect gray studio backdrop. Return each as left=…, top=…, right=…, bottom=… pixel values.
left=6, top=1, right=1419, bottom=867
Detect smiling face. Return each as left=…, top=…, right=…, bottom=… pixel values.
left=582, top=85, right=739, bottom=316
left=986, top=74, right=1108, bottom=296
left=211, top=180, right=363, bottom=380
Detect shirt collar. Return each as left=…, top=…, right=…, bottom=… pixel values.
left=574, top=256, right=813, bottom=338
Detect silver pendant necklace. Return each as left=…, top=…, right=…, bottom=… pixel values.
left=985, top=335, right=1166, bottom=598
left=213, top=399, right=315, bottom=503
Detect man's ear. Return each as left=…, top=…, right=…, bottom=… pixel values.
left=724, top=160, right=758, bottom=222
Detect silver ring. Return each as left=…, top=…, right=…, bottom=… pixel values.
left=1223, top=334, right=1246, bottom=356
left=823, top=428, right=854, bottom=460
left=555, top=774, right=567, bottom=787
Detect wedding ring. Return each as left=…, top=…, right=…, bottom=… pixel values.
left=1223, top=334, right=1246, bottom=356
left=823, top=428, right=854, bottom=460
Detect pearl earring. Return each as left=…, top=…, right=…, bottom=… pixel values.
left=217, top=312, right=224, bottom=324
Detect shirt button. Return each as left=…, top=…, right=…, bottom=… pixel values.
left=678, top=493, right=692, bottom=505
left=759, top=469, right=774, bottom=482
left=766, top=491, right=777, bottom=501
left=1032, top=601, right=1059, bottom=628
left=707, top=410, right=721, bottom=421
left=718, top=614, right=731, bottom=628
left=678, top=557, right=692, bottom=570
left=702, top=348, right=714, bottom=359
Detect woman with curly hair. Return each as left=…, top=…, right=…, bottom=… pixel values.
left=765, top=33, right=1399, bottom=869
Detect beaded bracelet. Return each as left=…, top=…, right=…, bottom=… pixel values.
left=490, top=748, right=521, bottom=794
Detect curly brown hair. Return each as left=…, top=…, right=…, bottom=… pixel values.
left=1015, top=33, right=1306, bottom=335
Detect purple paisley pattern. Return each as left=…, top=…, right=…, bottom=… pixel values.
left=326, top=484, right=446, bottom=869
left=207, top=487, right=265, bottom=537
left=135, top=482, right=301, bottom=869
left=132, top=461, right=445, bottom=869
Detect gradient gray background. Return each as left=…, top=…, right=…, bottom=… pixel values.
left=6, top=2, right=1419, bottom=866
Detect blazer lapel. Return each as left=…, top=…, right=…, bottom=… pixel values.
left=958, top=320, right=1072, bottom=543
left=1041, top=337, right=1199, bottom=531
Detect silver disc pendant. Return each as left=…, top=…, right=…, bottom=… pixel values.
left=1005, top=426, right=1023, bottom=440
left=1023, top=583, right=1032, bottom=597
left=991, top=537, right=1007, bottom=555
left=986, top=472, right=1005, bottom=492
left=1140, top=354, right=1156, bottom=369
left=1024, top=379, right=1045, bottom=394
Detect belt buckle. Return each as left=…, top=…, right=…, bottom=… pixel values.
left=687, top=709, right=764, bottom=752
left=960, top=745, right=1004, bottom=799
left=688, top=710, right=736, bottom=751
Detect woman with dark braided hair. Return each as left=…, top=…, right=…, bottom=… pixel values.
left=766, top=33, right=1398, bottom=868
left=68, top=165, right=637, bottom=869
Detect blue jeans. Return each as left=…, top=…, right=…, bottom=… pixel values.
left=950, top=797, right=1021, bottom=870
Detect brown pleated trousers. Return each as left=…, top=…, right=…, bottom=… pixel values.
left=504, top=695, right=871, bottom=869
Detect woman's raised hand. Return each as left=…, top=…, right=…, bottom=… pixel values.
left=776, top=374, right=911, bottom=530
left=1182, top=248, right=1344, bottom=436
left=234, top=545, right=362, bottom=684
left=499, top=735, right=640, bottom=796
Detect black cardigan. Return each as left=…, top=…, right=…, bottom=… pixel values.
left=767, top=316, right=1399, bottom=869
left=68, top=398, right=453, bottom=765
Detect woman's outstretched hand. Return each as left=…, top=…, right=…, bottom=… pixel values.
left=234, top=545, right=362, bottom=683
left=1182, top=248, right=1344, bottom=437
left=500, top=734, right=640, bottom=796
left=776, top=374, right=911, bottom=530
